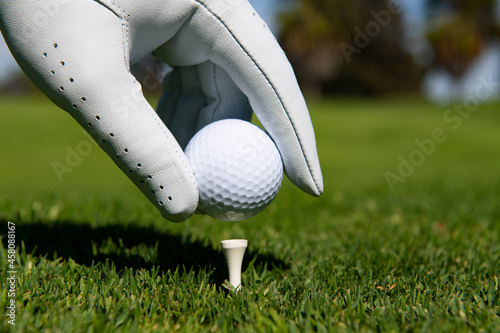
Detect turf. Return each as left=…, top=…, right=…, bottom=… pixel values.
left=1, top=93, right=499, bottom=332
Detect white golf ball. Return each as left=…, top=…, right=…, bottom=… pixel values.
left=185, top=119, right=283, bottom=221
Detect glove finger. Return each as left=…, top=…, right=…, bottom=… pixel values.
left=156, top=62, right=252, bottom=149
left=195, top=61, right=252, bottom=130
left=154, top=1, right=323, bottom=196
left=157, top=66, right=206, bottom=149
left=0, top=0, right=198, bottom=221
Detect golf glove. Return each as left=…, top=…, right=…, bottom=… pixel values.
left=0, top=0, right=323, bottom=222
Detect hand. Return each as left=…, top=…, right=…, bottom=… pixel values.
left=0, top=0, right=323, bottom=222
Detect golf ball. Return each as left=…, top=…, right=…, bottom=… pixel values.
left=185, top=119, right=283, bottom=221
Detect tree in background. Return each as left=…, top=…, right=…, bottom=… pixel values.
left=278, top=0, right=424, bottom=97
left=425, top=0, right=500, bottom=77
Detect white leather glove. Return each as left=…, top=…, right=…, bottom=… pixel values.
left=0, top=0, right=323, bottom=222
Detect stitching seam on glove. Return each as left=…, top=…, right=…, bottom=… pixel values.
left=210, top=63, right=223, bottom=122
left=112, top=0, right=131, bottom=68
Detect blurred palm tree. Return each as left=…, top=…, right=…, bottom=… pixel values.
left=278, top=0, right=423, bottom=96
left=426, top=0, right=500, bottom=77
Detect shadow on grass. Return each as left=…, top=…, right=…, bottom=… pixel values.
left=3, top=219, right=289, bottom=285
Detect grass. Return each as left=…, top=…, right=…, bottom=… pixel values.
left=0, top=93, right=499, bottom=332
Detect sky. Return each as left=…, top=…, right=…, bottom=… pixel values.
left=0, top=35, right=18, bottom=83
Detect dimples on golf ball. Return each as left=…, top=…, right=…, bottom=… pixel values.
left=185, top=119, right=283, bottom=221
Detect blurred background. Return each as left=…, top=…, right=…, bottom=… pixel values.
left=1, top=0, right=500, bottom=103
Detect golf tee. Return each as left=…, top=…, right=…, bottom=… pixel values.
left=221, top=239, right=247, bottom=291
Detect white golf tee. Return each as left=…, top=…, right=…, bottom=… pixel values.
left=221, top=239, right=248, bottom=291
